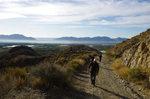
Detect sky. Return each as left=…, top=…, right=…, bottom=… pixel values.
left=0, top=0, right=150, bottom=38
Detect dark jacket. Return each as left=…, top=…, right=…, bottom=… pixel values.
left=89, top=62, right=99, bottom=73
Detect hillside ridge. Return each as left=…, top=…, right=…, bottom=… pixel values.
left=106, top=29, right=150, bottom=68
left=0, top=34, right=36, bottom=40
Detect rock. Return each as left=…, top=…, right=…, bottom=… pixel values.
left=138, top=88, right=142, bottom=91
left=122, top=39, right=150, bottom=68
left=107, top=29, right=150, bottom=69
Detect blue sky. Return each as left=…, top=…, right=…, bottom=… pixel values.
left=0, top=0, right=150, bottom=38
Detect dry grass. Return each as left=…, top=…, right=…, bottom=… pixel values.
left=118, top=67, right=130, bottom=80
left=0, top=67, right=28, bottom=98
left=67, top=59, right=86, bottom=70
left=111, top=59, right=129, bottom=79
left=90, top=51, right=98, bottom=56
left=143, top=68, right=150, bottom=77
left=111, top=59, right=148, bottom=86
left=29, top=62, right=72, bottom=90
left=3, top=67, right=28, bottom=89
left=0, top=74, right=14, bottom=98
left=75, top=54, right=89, bottom=62
left=128, top=68, right=146, bottom=82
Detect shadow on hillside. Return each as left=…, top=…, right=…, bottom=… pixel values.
left=72, top=66, right=89, bottom=82
left=75, top=72, right=89, bottom=79
left=96, top=85, right=129, bottom=99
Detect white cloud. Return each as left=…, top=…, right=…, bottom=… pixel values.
left=0, top=0, right=28, bottom=2
left=0, top=12, right=26, bottom=19
left=89, top=15, right=150, bottom=26
left=0, top=0, right=150, bottom=27
left=63, top=25, right=94, bottom=28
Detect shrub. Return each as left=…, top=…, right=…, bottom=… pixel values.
left=111, top=59, right=123, bottom=70
left=5, top=67, right=28, bottom=80
left=30, top=77, right=43, bottom=89
left=29, top=62, right=71, bottom=90
left=118, top=67, right=129, bottom=80
left=111, top=59, right=129, bottom=79
left=0, top=74, right=14, bottom=98
left=15, top=77, right=25, bottom=89
left=67, top=59, right=86, bottom=70
left=76, top=54, right=89, bottom=62
left=89, top=52, right=98, bottom=57
left=106, top=52, right=115, bottom=61
left=142, top=79, right=150, bottom=89
left=143, top=68, right=150, bottom=77
left=128, top=68, right=146, bottom=82
left=0, top=67, right=28, bottom=97
left=3, top=67, right=28, bottom=89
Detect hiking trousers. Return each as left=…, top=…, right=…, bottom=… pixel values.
left=90, top=72, right=96, bottom=85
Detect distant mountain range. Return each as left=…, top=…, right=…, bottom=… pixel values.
left=0, top=34, right=128, bottom=42
left=55, top=36, right=128, bottom=41
left=0, top=34, right=36, bottom=40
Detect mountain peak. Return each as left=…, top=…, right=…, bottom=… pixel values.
left=56, top=36, right=127, bottom=42
left=0, top=34, right=36, bottom=40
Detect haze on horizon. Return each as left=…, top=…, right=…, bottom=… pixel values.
left=0, top=0, right=150, bottom=38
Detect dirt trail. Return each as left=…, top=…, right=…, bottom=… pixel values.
left=71, top=55, right=142, bottom=99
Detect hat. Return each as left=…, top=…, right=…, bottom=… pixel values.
left=93, top=59, right=96, bottom=61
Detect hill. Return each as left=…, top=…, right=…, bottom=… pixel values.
left=55, top=36, right=127, bottom=42
left=0, top=46, right=44, bottom=69
left=0, top=45, right=100, bottom=69
left=0, top=34, right=36, bottom=40
left=106, top=29, right=150, bottom=68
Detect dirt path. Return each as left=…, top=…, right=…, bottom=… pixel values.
left=71, top=55, right=142, bottom=99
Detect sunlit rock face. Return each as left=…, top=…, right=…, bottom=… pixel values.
left=122, top=38, right=150, bottom=68
left=107, top=29, right=150, bottom=68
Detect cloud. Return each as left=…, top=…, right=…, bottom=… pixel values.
left=63, top=25, right=94, bottom=28
left=0, top=0, right=28, bottom=2
left=0, top=12, right=26, bottom=19
left=0, top=0, right=150, bottom=27
left=89, top=15, right=150, bottom=26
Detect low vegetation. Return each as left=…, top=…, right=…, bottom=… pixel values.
left=0, top=67, right=28, bottom=98
left=0, top=45, right=100, bottom=98
left=93, top=45, right=112, bottom=51
left=111, top=59, right=129, bottom=80
left=30, top=62, right=71, bottom=90
left=111, top=59, right=150, bottom=89
left=107, top=29, right=150, bottom=92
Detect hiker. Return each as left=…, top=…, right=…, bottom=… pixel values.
left=99, top=53, right=102, bottom=62
left=89, top=55, right=94, bottom=62
left=88, top=59, right=99, bottom=86
left=91, top=56, right=94, bottom=61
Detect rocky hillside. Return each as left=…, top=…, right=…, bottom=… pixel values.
left=106, top=29, right=150, bottom=68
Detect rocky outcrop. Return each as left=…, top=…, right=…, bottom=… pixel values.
left=122, top=39, right=150, bottom=68
left=106, top=29, right=150, bottom=68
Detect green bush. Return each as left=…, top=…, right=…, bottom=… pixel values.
left=67, top=59, right=86, bottom=70
left=3, top=67, right=28, bottom=89
left=0, top=67, right=28, bottom=97
left=0, top=74, right=14, bottom=98
left=128, top=68, right=146, bottom=82
left=29, top=62, right=71, bottom=90
left=5, top=67, right=28, bottom=80
left=76, top=54, right=89, bottom=62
